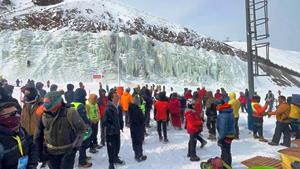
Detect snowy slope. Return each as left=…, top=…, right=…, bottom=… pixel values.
left=226, top=42, right=300, bottom=73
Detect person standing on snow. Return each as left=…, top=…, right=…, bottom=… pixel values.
left=65, top=84, right=75, bottom=106
left=168, top=93, right=182, bottom=129
left=265, top=90, right=275, bottom=113
left=193, top=92, right=207, bottom=147
left=34, top=91, right=87, bottom=169
left=103, top=91, right=125, bottom=169
left=252, top=95, right=268, bottom=142
left=268, top=96, right=291, bottom=147
left=128, top=96, right=147, bottom=162
left=16, top=79, right=20, bottom=87
left=228, top=92, right=241, bottom=139
left=154, top=92, right=169, bottom=143
left=36, top=82, right=47, bottom=98
left=46, top=80, right=50, bottom=88
left=98, top=89, right=108, bottom=146
left=214, top=89, right=222, bottom=100
left=238, top=92, right=247, bottom=113
left=21, top=85, right=43, bottom=137
left=206, top=91, right=217, bottom=140
left=86, top=94, right=102, bottom=150
left=0, top=102, right=39, bottom=169
left=120, top=88, right=133, bottom=127
left=216, top=100, right=235, bottom=167
left=287, top=96, right=300, bottom=139
left=185, top=99, right=203, bottom=162
left=71, top=89, right=93, bottom=168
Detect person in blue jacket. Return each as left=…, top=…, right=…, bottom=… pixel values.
left=216, top=99, right=235, bottom=167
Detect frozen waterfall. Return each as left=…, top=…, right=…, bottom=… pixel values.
left=0, top=29, right=247, bottom=90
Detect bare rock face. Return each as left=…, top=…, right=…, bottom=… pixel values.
left=32, top=0, right=63, bottom=6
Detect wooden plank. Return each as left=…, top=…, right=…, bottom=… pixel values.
left=242, top=156, right=282, bottom=169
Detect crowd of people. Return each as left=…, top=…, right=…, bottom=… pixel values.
left=0, top=78, right=299, bottom=169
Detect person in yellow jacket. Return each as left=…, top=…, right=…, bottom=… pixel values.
left=86, top=94, right=102, bottom=152
left=287, top=96, right=300, bottom=139
left=121, top=88, right=133, bottom=127
left=228, top=92, right=241, bottom=139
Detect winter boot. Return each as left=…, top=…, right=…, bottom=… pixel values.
left=268, top=142, right=279, bottom=146
left=159, top=136, right=163, bottom=142
left=163, top=138, right=169, bottom=143
left=253, top=134, right=259, bottom=139
left=135, top=155, right=147, bottom=162
left=190, top=155, right=200, bottom=162
left=200, top=140, right=207, bottom=148
left=94, top=144, right=104, bottom=149
left=108, top=163, right=115, bottom=169
left=259, top=137, right=268, bottom=142
left=78, top=162, right=92, bottom=168
left=89, top=148, right=98, bottom=153
left=114, top=158, right=126, bottom=165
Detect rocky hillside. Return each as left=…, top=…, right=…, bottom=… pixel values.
left=0, top=0, right=299, bottom=87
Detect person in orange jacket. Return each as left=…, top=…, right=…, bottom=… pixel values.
left=120, top=88, right=133, bottom=127
left=252, top=95, right=268, bottom=142
left=268, top=96, right=291, bottom=147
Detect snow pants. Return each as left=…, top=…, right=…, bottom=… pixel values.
left=206, top=117, right=216, bottom=136
left=234, top=117, right=239, bottom=138
left=188, top=131, right=200, bottom=157
left=253, top=117, right=263, bottom=137
left=290, top=118, right=300, bottom=139
left=221, top=140, right=232, bottom=167
left=48, top=148, right=76, bottom=169
left=90, top=122, right=99, bottom=148
left=100, top=119, right=106, bottom=146
left=79, top=139, right=90, bottom=165
left=171, top=114, right=182, bottom=128
left=130, top=126, right=144, bottom=157
left=157, top=121, right=167, bottom=139
left=272, top=121, right=291, bottom=146
left=145, top=106, right=151, bottom=127
left=106, top=134, right=121, bottom=164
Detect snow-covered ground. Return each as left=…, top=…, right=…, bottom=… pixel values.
left=8, top=82, right=289, bottom=169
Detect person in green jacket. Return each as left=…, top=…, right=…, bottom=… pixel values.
left=86, top=94, right=101, bottom=152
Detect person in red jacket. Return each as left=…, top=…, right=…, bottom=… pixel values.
left=168, top=93, right=182, bottom=129
left=98, top=89, right=108, bottom=146
left=193, top=92, right=203, bottom=118
left=154, top=92, right=169, bottom=143
left=185, top=99, right=203, bottom=162
left=252, top=95, right=269, bottom=142
left=184, top=89, right=193, bottom=100
left=214, top=89, right=222, bottom=100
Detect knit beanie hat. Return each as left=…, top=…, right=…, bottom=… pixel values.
left=43, top=91, right=64, bottom=110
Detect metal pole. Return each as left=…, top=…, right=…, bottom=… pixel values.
left=118, top=55, right=120, bottom=86
left=246, top=0, right=255, bottom=97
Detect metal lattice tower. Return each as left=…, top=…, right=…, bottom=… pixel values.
left=246, top=0, right=270, bottom=97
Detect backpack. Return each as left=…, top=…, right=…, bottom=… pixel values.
left=200, top=157, right=232, bottom=169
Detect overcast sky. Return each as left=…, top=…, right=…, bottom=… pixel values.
left=119, top=0, right=300, bottom=52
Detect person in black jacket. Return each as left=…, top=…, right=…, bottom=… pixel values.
left=65, top=84, right=75, bottom=106
left=128, top=96, right=147, bottom=162
left=141, top=86, right=153, bottom=128
left=71, top=89, right=93, bottom=168
left=0, top=86, right=22, bottom=114
left=36, top=82, right=47, bottom=98
left=103, top=91, right=125, bottom=169
left=0, top=102, right=38, bottom=169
